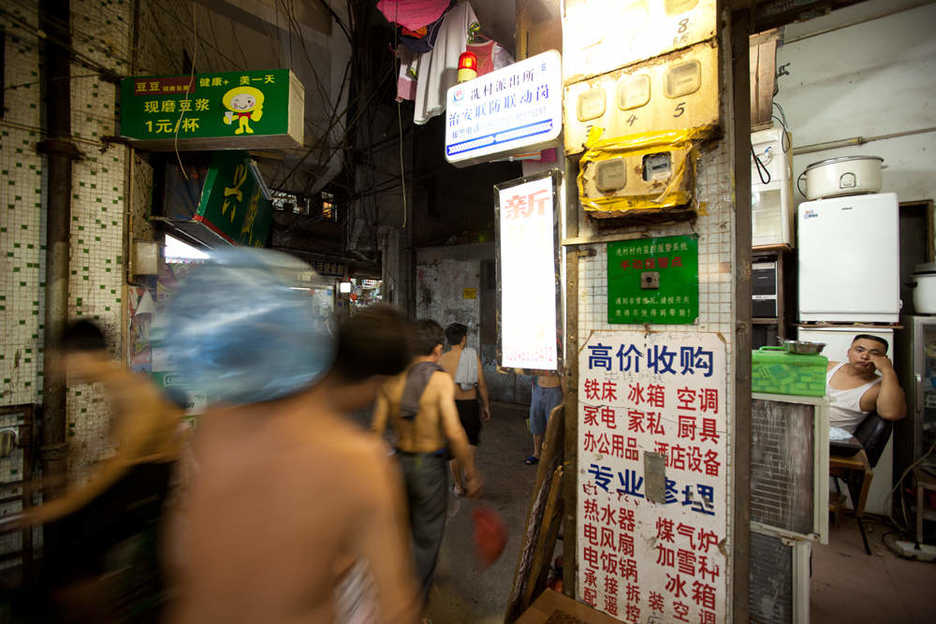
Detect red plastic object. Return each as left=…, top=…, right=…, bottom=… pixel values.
left=473, top=505, right=507, bottom=568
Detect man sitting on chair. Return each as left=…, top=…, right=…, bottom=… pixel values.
left=826, top=334, right=907, bottom=434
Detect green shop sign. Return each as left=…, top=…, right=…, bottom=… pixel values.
left=607, top=235, right=699, bottom=325
left=194, top=152, right=273, bottom=247
left=120, top=69, right=304, bottom=150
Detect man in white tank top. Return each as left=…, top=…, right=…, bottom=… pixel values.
left=826, top=334, right=907, bottom=434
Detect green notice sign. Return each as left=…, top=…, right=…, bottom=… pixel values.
left=120, top=69, right=303, bottom=150
left=195, top=152, right=272, bottom=247
left=607, top=235, right=699, bottom=324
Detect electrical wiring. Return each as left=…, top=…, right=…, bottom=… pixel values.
left=3, top=0, right=135, bottom=68
left=213, top=7, right=250, bottom=70
left=751, top=145, right=771, bottom=185
left=0, top=7, right=125, bottom=80
left=276, top=66, right=393, bottom=191
left=172, top=2, right=199, bottom=181
left=1, top=73, right=100, bottom=93
left=152, top=2, right=243, bottom=70
left=882, top=438, right=936, bottom=533
left=271, top=0, right=355, bottom=185
left=131, top=1, right=191, bottom=75
left=0, top=118, right=106, bottom=149
left=281, top=0, right=330, bottom=108
left=392, top=0, right=407, bottom=229
left=316, top=0, right=352, bottom=43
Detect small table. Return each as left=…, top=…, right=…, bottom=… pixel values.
left=829, top=441, right=874, bottom=555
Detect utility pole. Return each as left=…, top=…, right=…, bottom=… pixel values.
left=38, top=0, right=80, bottom=514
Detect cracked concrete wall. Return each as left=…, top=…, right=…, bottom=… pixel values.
left=415, top=244, right=533, bottom=404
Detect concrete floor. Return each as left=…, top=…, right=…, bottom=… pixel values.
left=812, top=515, right=936, bottom=623
left=426, top=401, right=538, bottom=624
left=372, top=401, right=936, bottom=624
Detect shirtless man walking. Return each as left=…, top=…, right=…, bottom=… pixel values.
left=161, top=253, right=420, bottom=624
left=438, top=322, right=490, bottom=496
left=372, top=319, right=482, bottom=603
left=7, top=320, right=181, bottom=622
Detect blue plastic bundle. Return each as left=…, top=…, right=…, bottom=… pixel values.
left=163, top=248, right=336, bottom=405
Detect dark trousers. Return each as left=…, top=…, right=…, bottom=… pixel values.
left=396, top=451, right=448, bottom=603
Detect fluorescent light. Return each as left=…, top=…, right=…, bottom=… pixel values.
left=165, top=234, right=209, bottom=261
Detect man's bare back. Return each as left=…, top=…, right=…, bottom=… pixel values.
left=372, top=320, right=482, bottom=604
left=376, top=370, right=456, bottom=453
left=167, top=394, right=417, bottom=624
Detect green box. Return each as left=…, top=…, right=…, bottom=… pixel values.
left=607, top=235, right=698, bottom=324
left=752, top=347, right=828, bottom=397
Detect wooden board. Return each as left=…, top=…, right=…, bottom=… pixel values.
left=749, top=29, right=780, bottom=129
left=505, top=404, right=565, bottom=623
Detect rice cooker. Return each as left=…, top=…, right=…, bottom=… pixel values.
left=799, top=155, right=884, bottom=200
left=911, top=262, right=936, bottom=314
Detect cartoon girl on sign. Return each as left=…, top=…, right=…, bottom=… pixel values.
left=222, top=86, right=264, bottom=135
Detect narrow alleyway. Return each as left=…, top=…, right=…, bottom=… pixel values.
left=426, top=401, right=538, bottom=623
left=347, top=399, right=540, bottom=622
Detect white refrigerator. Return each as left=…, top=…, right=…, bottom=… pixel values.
left=798, top=192, right=900, bottom=323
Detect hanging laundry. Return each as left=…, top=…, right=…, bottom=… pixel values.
left=466, top=39, right=514, bottom=76
left=396, top=47, right=419, bottom=102
left=412, top=0, right=478, bottom=125
left=398, top=11, right=447, bottom=55
left=377, top=0, right=451, bottom=31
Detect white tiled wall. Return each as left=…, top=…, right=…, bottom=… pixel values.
left=1, top=0, right=132, bottom=486
left=65, top=0, right=132, bottom=482
left=0, top=1, right=45, bottom=567
left=576, top=144, right=735, bottom=341
left=0, top=3, right=45, bottom=408
left=573, top=38, right=739, bottom=618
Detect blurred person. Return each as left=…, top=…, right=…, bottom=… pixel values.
left=161, top=250, right=418, bottom=624
left=7, top=319, right=182, bottom=622
left=438, top=322, right=490, bottom=497
left=372, top=319, right=482, bottom=606
left=525, top=374, right=563, bottom=465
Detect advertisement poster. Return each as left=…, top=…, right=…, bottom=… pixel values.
left=495, top=172, right=559, bottom=372
left=577, top=331, right=728, bottom=624
left=128, top=281, right=157, bottom=374
left=120, top=69, right=303, bottom=149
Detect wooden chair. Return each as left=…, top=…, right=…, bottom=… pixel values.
left=829, top=412, right=893, bottom=554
